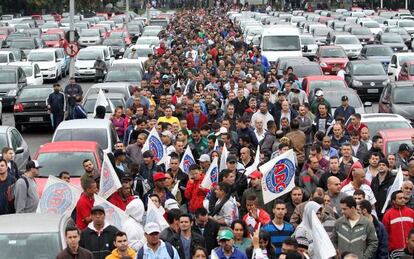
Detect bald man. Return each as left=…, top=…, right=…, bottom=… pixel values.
left=341, top=168, right=377, bottom=206
left=327, top=176, right=349, bottom=216
left=239, top=147, right=253, bottom=169
left=402, top=180, right=414, bottom=209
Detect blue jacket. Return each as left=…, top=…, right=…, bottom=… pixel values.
left=73, top=104, right=87, bottom=119
left=373, top=216, right=388, bottom=259
left=212, top=247, right=248, bottom=259
left=252, top=55, right=270, bottom=73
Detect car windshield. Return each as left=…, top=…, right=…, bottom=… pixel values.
left=293, top=65, right=322, bottom=77
left=399, top=56, right=414, bottom=65
left=382, top=35, right=403, bottom=43
left=0, top=232, right=60, bottom=259
left=142, top=30, right=159, bottom=36
left=103, top=39, right=124, bottom=46
left=262, top=35, right=301, bottom=51
left=37, top=151, right=98, bottom=177
left=353, top=63, right=386, bottom=75
left=9, top=40, right=34, bottom=49
left=19, top=88, right=51, bottom=99
left=80, top=29, right=99, bottom=37
left=0, top=134, right=7, bottom=148
left=365, top=121, right=411, bottom=136
left=123, top=48, right=152, bottom=58
left=352, top=28, right=371, bottom=35
left=364, top=22, right=380, bottom=28
left=335, top=36, right=359, bottom=44
left=387, top=140, right=412, bottom=155
left=392, top=88, right=414, bottom=104
left=105, top=70, right=141, bottom=82
left=136, top=38, right=158, bottom=45
left=309, top=80, right=345, bottom=92
left=28, top=52, right=54, bottom=62
left=389, top=28, right=409, bottom=35
left=0, top=54, right=7, bottom=63
left=84, top=98, right=124, bottom=113
left=313, top=28, right=330, bottom=36
left=41, top=34, right=59, bottom=41
left=366, top=47, right=394, bottom=56
left=109, top=31, right=125, bottom=38
left=54, top=128, right=108, bottom=149
left=77, top=51, right=101, bottom=60
left=42, top=23, right=58, bottom=28
left=300, top=36, right=316, bottom=44
left=399, top=20, right=414, bottom=27
left=325, top=91, right=362, bottom=107
left=21, top=67, right=32, bottom=77
left=0, top=71, right=16, bottom=84
left=319, top=48, right=347, bottom=58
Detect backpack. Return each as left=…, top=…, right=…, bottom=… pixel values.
left=5, top=176, right=29, bottom=213
left=137, top=241, right=174, bottom=259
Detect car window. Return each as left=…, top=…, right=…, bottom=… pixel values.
left=54, top=128, right=109, bottom=149
left=37, top=151, right=97, bottom=177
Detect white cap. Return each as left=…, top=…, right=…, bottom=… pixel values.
left=161, top=130, right=173, bottom=139
left=144, top=222, right=161, bottom=234
left=164, top=199, right=180, bottom=210
left=215, top=127, right=228, bottom=136
left=315, top=90, right=324, bottom=97
left=198, top=154, right=211, bottom=163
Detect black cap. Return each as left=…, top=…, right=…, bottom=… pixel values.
left=143, top=150, right=153, bottom=158
left=341, top=96, right=348, bottom=101
left=226, top=155, right=238, bottom=163
left=113, top=149, right=126, bottom=158
left=91, top=205, right=105, bottom=214
left=26, top=160, right=42, bottom=170
left=121, top=173, right=133, bottom=182
left=399, top=143, right=412, bottom=153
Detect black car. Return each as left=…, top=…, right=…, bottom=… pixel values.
left=13, top=85, right=53, bottom=131
left=102, top=38, right=127, bottom=58
left=344, top=60, right=390, bottom=99
left=374, top=32, right=408, bottom=52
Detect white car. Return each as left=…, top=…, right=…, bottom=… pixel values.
left=360, top=20, right=382, bottom=34
left=10, top=61, right=43, bottom=85
left=387, top=52, right=414, bottom=81
left=135, top=36, right=160, bottom=47
left=397, top=19, right=414, bottom=35
left=78, top=28, right=103, bottom=47
left=333, top=34, right=362, bottom=59
left=27, top=48, right=62, bottom=82
left=300, top=34, right=317, bottom=58
left=0, top=50, right=16, bottom=65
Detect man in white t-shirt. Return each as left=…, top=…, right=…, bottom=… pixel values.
left=341, top=168, right=377, bottom=206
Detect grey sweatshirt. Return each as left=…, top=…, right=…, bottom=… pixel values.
left=14, top=175, right=39, bottom=213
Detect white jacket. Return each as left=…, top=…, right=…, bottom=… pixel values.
left=122, top=198, right=146, bottom=251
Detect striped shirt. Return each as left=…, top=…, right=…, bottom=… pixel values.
left=262, top=221, right=295, bottom=256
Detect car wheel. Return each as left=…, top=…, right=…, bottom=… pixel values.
left=15, top=123, right=22, bottom=132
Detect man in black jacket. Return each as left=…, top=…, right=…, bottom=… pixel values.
left=371, top=159, right=395, bottom=220
left=2, top=147, right=19, bottom=179
left=80, top=205, right=118, bottom=259
left=169, top=214, right=206, bottom=259
left=47, top=83, right=66, bottom=130
left=64, top=77, right=83, bottom=120
left=192, top=208, right=220, bottom=255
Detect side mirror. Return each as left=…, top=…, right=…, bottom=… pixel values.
left=364, top=101, right=372, bottom=107
left=388, top=72, right=394, bottom=76
left=15, top=147, right=24, bottom=154
left=35, top=73, right=42, bottom=78
left=302, top=45, right=308, bottom=52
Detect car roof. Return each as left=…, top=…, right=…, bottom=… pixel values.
left=0, top=213, right=69, bottom=234
left=304, top=75, right=344, bottom=81
left=361, top=113, right=409, bottom=122
left=28, top=48, right=56, bottom=53
left=349, top=60, right=382, bottom=64
left=378, top=128, right=414, bottom=140
left=56, top=119, right=113, bottom=130
left=38, top=141, right=101, bottom=153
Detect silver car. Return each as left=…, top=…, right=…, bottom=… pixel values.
left=0, top=126, right=30, bottom=171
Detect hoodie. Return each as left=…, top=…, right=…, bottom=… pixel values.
left=105, top=247, right=137, bottom=259
left=79, top=221, right=118, bottom=259
left=122, top=199, right=146, bottom=251
left=293, top=201, right=321, bottom=257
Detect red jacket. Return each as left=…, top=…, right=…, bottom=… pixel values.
left=108, top=191, right=135, bottom=211
left=75, top=193, right=94, bottom=230
left=184, top=174, right=209, bottom=213
left=383, top=205, right=414, bottom=251
left=186, top=112, right=208, bottom=130
left=242, top=209, right=271, bottom=231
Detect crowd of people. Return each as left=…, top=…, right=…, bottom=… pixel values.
left=1, top=3, right=414, bottom=259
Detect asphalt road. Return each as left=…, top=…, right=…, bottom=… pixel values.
left=1, top=75, right=380, bottom=157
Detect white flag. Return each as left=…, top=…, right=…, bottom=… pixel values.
left=98, top=154, right=122, bottom=199
left=171, top=180, right=180, bottom=197
left=245, top=145, right=261, bottom=177
left=183, top=79, right=190, bottom=95
left=179, top=145, right=196, bottom=174
left=37, top=175, right=82, bottom=215
left=219, top=144, right=229, bottom=171
left=145, top=197, right=169, bottom=231
left=382, top=166, right=404, bottom=213
left=311, top=212, right=336, bottom=259
left=260, top=149, right=296, bottom=204
left=142, top=127, right=167, bottom=165
left=94, top=195, right=129, bottom=230
left=213, top=138, right=220, bottom=152
left=93, top=89, right=109, bottom=117
left=201, top=157, right=219, bottom=189
left=176, top=78, right=181, bottom=90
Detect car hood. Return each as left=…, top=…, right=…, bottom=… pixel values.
left=17, top=96, right=48, bottom=102
left=392, top=104, right=414, bottom=120
left=75, top=59, right=95, bottom=68
left=382, top=42, right=406, bottom=48
left=319, top=57, right=348, bottom=63
left=35, top=61, right=57, bottom=69
left=366, top=56, right=391, bottom=62
left=79, top=36, right=101, bottom=40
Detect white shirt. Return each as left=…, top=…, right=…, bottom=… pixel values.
left=341, top=183, right=377, bottom=205
left=254, top=129, right=266, bottom=143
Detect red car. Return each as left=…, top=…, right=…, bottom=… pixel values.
left=302, top=75, right=348, bottom=96
left=316, top=46, right=349, bottom=75
left=398, top=61, right=414, bottom=81
left=33, top=141, right=104, bottom=196
left=41, top=32, right=66, bottom=48
left=377, top=128, right=414, bottom=156
left=108, top=29, right=132, bottom=45
left=44, top=28, right=65, bottom=39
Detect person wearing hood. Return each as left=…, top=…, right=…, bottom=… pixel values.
left=122, top=198, right=146, bottom=252
left=287, top=83, right=308, bottom=105
left=105, top=231, right=137, bottom=259
left=80, top=205, right=119, bottom=259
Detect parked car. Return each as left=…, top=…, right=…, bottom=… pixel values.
left=344, top=60, right=389, bottom=99
left=0, top=50, right=16, bottom=64
left=348, top=27, right=374, bottom=45
left=374, top=32, right=408, bottom=52
left=0, top=66, right=27, bottom=107
left=0, top=213, right=73, bottom=258
left=300, top=34, right=318, bottom=58
left=33, top=141, right=104, bottom=193
left=85, top=82, right=133, bottom=102
left=10, top=62, right=43, bottom=86
left=27, top=48, right=63, bottom=82
left=359, top=45, right=393, bottom=69
left=83, top=93, right=126, bottom=119
left=377, top=128, right=414, bottom=156
left=332, top=34, right=362, bottom=59
left=0, top=126, right=30, bottom=171
left=13, top=85, right=53, bottom=131
left=302, top=75, right=348, bottom=98
left=103, top=38, right=127, bottom=58
left=379, top=81, right=414, bottom=123
left=320, top=87, right=368, bottom=115
left=41, top=33, right=65, bottom=48
left=316, top=45, right=349, bottom=75
left=52, top=119, right=118, bottom=153
left=78, top=28, right=103, bottom=47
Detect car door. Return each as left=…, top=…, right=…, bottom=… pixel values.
left=9, top=128, right=30, bottom=171
left=379, top=84, right=392, bottom=113
left=33, top=64, right=43, bottom=85
left=56, top=49, right=66, bottom=75
left=388, top=55, right=397, bottom=79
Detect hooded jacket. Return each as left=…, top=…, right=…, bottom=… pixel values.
left=105, top=247, right=136, bottom=259
left=293, top=201, right=321, bottom=257
left=185, top=174, right=209, bottom=213
left=79, top=222, right=118, bottom=259
left=122, top=199, right=146, bottom=252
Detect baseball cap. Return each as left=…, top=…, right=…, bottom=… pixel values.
left=161, top=130, right=173, bottom=139
left=26, top=160, right=42, bottom=170
left=217, top=229, right=234, bottom=241
left=153, top=172, right=167, bottom=182
left=162, top=74, right=169, bottom=80
left=226, top=155, right=238, bottom=163
left=113, top=149, right=126, bottom=158
left=248, top=170, right=262, bottom=179
left=121, top=173, right=133, bottom=182
left=215, top=126, right=227, bottom=136
left=341, top=96, right=349, bottom=101
left=198, top=154, right=211, bottom=163
left=399, top=143, right=412, bottom=153
left=315, top=90, right=324, bottom=97
left=144, top=222, right=161, bottom=234
left=164, top=199, right=180, bottom=210
left=91, top=205, right=105, bottom=214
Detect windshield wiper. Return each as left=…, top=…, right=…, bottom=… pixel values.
left=394, top=101, right=413, bottom=104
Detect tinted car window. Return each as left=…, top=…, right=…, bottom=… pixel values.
left=37, top=151, right=97, bottom=177
left=54, top=129, right=108, bottom=149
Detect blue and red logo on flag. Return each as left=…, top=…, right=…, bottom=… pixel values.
left=39, top=182, right=73, bottom=214
left=265, top=158, right=295, bottom=194
left=183, top=154, right=195, bottom=173
left=149, top=135, right=164, bottom=162
left=210, top=167, right=218, bottom=186
left=100, top=202, right=122, bottom=228
left=101, top=164, right=114, bottom=194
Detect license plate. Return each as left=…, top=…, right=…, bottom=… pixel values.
left=367, top=89, right=378, bottom=93
left=29, top=117, right=43, bottom=122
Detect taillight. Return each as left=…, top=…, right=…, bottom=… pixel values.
left=14, top=103, right=24, bottom=113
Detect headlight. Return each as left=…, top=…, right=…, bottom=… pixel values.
left=48, top=67, right=55, bottom=71
left=7, top=90, right=16, bottom=96
left=320, top=63, right=327, bottom=67
left=353, top=80, right=363, bottom=87
left=382, top=79, right=390, bottom=86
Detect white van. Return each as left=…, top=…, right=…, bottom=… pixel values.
left=260, top=26, right=303, bottom=64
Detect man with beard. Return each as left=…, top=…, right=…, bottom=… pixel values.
left=80, top=159, right=100, bottom=187
left=47, top=83, right=66, bottom=130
